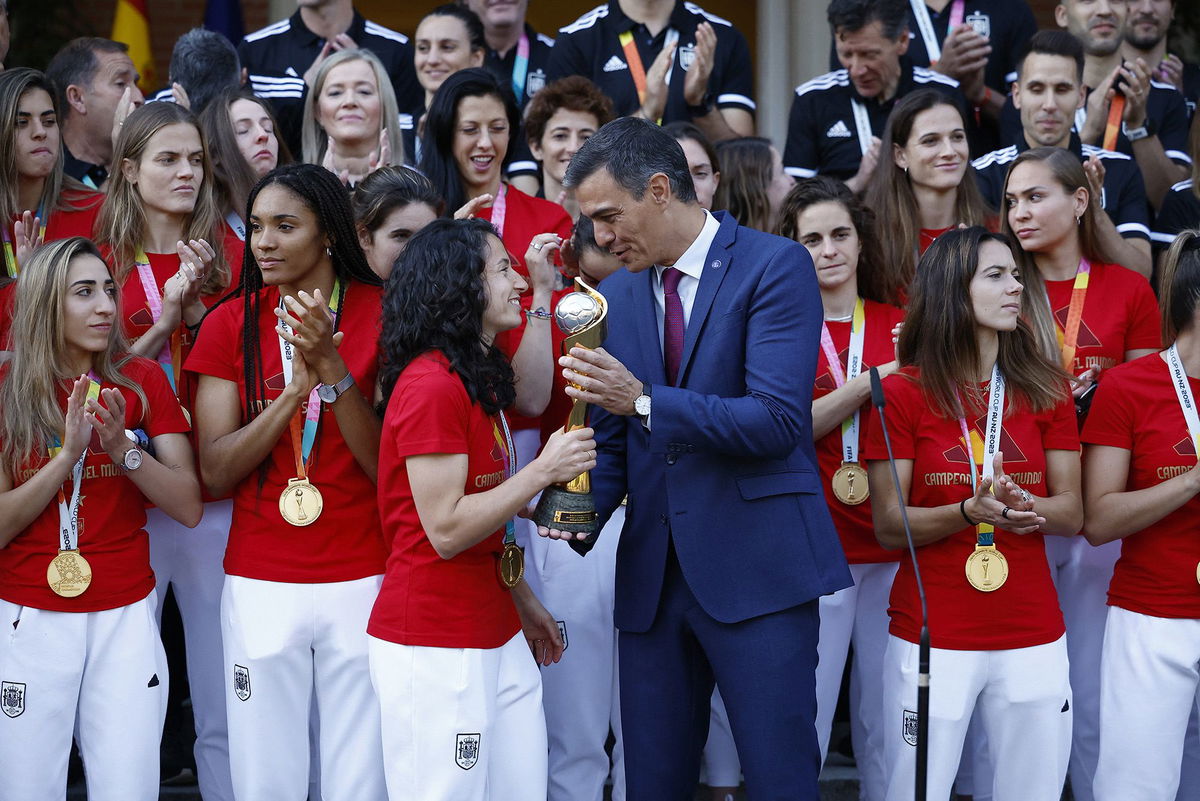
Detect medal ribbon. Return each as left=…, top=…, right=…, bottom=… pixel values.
left=1166, top=344, right=1200, bottom=462
left=1103, top=95, right=1125, bottom=151
left=494, top=409, right=517, bottom=546
left=50, top=378, right=101, bottom=552
left=956, top=364, right=1005, bottom=546
left=2, top=206, right=47, bottom=277
left=133, top=248, right=183, bottom=394
left=819, top=298, right=867, bottom=465
left=225, top=210, right=247, bottom=241
left=850, top=100, right=873, bottom=157
left=278, top=280, right=344, bottom=474
left=1060, top=258, right=1091, bottom=372
left=490, top=184, right=508, bottom=239
left=511, top=31, right=530, bottom=101
left=618, top=28, right=679, bottom=124
left=911, top=0, right=965, bottom=64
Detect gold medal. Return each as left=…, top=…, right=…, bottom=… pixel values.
left=1195, top=561, right=1200, bottom=586
left=965, top=545, right=1009, bottom=592
left=47, top=549, right=92, bottom=598
left=498, top=542, right=524, bottom=589
left=831, top=462, right=869, bottom=505
left=279, top=478, right=323, bottom=526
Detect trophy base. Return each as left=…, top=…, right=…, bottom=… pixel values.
left=533, top=485, right=599, bottom=556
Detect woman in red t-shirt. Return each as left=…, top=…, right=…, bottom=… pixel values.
left=1083, top=233, right=1200, bottom=801
left=865, top=89, right=994, bottom=304
left=369, top=217, right=595, bottom=800
left=1001, top=146, right=1161, bottom=795
left=186, top=163, right=389, bottom=800
left=0, top=237, right=199, bottom=800
left=863, top=227, right=1083, bottom=801
left=0, top=68, right=104, bottom=346
left=778, top=175, right=904, bottom=801
left=94, top=100, right=243, bottom=799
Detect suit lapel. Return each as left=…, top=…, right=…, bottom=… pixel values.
left=633, top=268, right=667, bottom=385
left=677, top=214, right=736, bottom=385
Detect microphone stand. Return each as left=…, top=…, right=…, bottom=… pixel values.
left=870, top=367, right=929, bottom=801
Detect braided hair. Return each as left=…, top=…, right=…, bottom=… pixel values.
left=217, top=163, right=382, bottom=427
left=378, top=217, right=516, bottom=415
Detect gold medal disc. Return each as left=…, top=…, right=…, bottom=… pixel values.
left=1195, top=561, right=1200, bottom=586
left=47, top=549, right=93, bottom=598
left=965, top=546, right=1009, bottom=592
left=498, top=543, right=525, bottom=589
left=831, top=462, right=869, bottom=505
left=279, top=478, right=324, bottom=526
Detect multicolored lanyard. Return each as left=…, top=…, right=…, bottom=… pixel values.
left=511, top=31, right=530, bottom=101
left=490, top=184, right=508, bottom=239
left=493, top=409, right=517, bottom=548
left=133, top=248, right=183, bottom=394
left=911, top=0, right=965, bottom=64
left=819, top=298, right=867, bottom=466
left=957, top=364, right=1004, bottom=545
left=277, top=280, right=343, bottom=472
left=618, top=27, right=679, bottom=123
left=49, top=378, right=101, bottom=553
left=2, top=207, right=46, bottom=277
left=1059, top=258, right=1091, bottom=372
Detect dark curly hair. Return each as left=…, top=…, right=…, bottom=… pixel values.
left=378, top=217, right=515, bottom=414
left=523, top=75, right=615, bottom=148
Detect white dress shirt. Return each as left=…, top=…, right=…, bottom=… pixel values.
left=652, top=209, right=722, bottom=350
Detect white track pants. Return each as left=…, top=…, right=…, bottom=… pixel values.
left=148, top=500, right=233, bottom=801
left=816, top=561, right=898, bottom=801
left=1094, top=607, right=1200, bottom=801
left=0, top=595, right=167, bottom=801
left=882, top=634, right=1071, bottom=801
left=370, top=631, right=547, bottom=801
left=222, top=574, right=385, bottom=801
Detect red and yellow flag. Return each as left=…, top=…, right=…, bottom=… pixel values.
left=111, top=0, right=154, bottom=93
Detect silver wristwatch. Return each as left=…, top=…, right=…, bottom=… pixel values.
left=317, top=372, right=356, bottom=404
left=1123, top=122, right=1151, bottom=142
left=122, top=446, right=143, bottom=471
left=633, top=383, right=651, bottom=419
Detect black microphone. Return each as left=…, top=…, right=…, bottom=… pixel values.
left=869, top=366, right=929, bottom=801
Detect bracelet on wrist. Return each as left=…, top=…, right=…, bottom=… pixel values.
left=526, top=306, right=552, bottom=321
left=960, top=498, right=977, bottom=526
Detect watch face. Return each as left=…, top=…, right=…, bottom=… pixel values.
left=317, top=384, right=337, bottom=403
left=124, top=449, right=142, bottom=470
left=634, top=395, right=651, bottom=416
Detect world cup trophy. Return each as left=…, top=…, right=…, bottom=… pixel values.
left=533, top=277, right=608, bottom=555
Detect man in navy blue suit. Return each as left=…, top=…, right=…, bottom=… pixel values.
left=539, top=117, right=852, bottom=800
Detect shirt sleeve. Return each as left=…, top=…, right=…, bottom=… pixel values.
left=184, top=304, right=239, bottom=381
left=1042, top=394, right=1081, bottom=452
left=863, top=374, right=916, bottom=462
left=712, top=25, right=755, bottom=113
left=1153, top=188, right=1200, bottom=245
left=545, top=30, right=587, bottom=83
left=1080, top=369, right=1133, bottom=449
left=1123, top=276, right=1163, bottom=353
left=783, top=91, right=819, bottom=179
left=1156, top=88, right=1192, bottom=166
left=1110, top=160, right=1152, bottom=241
left=390, top=367, right=472, bottom=458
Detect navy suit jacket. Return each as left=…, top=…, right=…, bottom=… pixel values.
left=592, top=211, right=852, bottom=633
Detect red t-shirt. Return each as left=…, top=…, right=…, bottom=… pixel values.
left=0, top=357, right=189, bottom=612
left=1044, top=261, right=1160, bottom=376
left=1081, top=352, right=1200, bottom=619
left=368, top=351, right=522, bottom=649
left=477, top=184, right=573, bottom=280
left=493, top=286, right=575, bottom=437
left=919, top=226, right=953, bottom=255
left=184, top=282, right=387, bottom=583
left=815, top=300, right=905, bottom=563
left=862, top=367, right=1079, bottom=650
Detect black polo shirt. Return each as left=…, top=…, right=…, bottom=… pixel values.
left=1152, top=180, right=1200, bottom=248
left=481, top=23, right=556, bottom=181
left=238, top=10, right=421, bottom=160
left=827, top=0, right=1038, bottom=94
left=546, top=0, right=755, bottom=125
left=999, top=80, right=1192, bottom=168
left=971, top=133, right=1151, bottom=242
left=63, top=145, right=107, bottom=190
left=783, top=58, right=965, bottom=181
left=1181, top=60, right=1199, bottom=118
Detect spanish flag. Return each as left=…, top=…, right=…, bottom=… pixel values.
left=111, top=0, right=155, bottom=93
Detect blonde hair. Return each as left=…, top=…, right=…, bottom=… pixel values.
left=0, top=238, right=145, bottom=476
left=301, top=49, right=405, bottom=169
left=95, top=102, right=230, bottom=294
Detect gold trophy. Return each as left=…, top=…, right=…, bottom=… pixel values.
left=533, top=277, right=608, bottom=555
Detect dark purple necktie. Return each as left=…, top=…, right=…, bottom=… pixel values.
left=662, top=267, right=684, bottom=385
